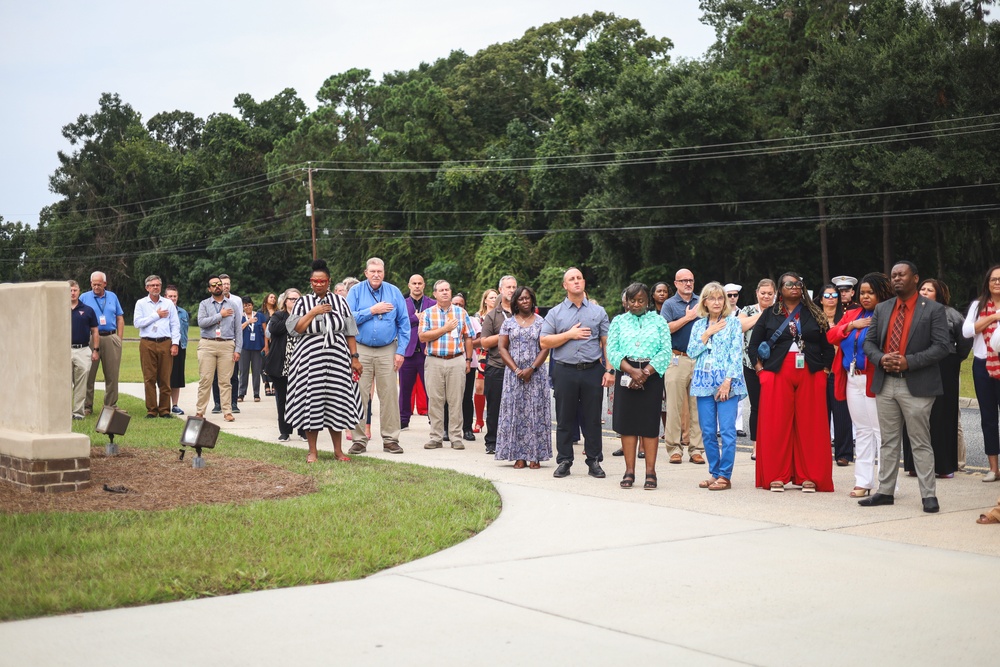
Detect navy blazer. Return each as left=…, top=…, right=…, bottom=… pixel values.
left=404, top=295, right=436, bottom=357
left=863, top=294, right=950, bottom=396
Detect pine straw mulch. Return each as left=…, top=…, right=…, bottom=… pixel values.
left=0, top=447, right=317, bottom=514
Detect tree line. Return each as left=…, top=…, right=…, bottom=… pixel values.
left=3, top=1, right=999, bottom=314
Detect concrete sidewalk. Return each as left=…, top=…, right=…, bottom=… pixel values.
left=3, top=382, right=998, bottom=666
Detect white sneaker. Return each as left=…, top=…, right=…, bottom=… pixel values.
left=983, top=471, right=999, bottom=483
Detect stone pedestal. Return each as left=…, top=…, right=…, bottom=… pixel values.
left=0, top=282, right=92, bottom=492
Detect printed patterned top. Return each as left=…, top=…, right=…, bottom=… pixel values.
left=606, top=311, right=673, bottom=375
left=688, top=315, right=748, bottom=397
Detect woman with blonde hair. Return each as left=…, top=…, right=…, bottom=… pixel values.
left=688, top=282, right=747, bottom=490
left=473, top=288, right=499, bottom=432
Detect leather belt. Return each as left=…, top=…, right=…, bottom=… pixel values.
left=210, top=338, right=234, bottom=342
left=143, top=337, right=170, bottom=343
left=672, top=350, right=688, bottom=357
left=886, top=371, right=907, bottom=378
left=99, top=331, right=116, bottom=336
left=71, top=344, right=88, bottom=349
left=431, top=352, right=464, bottom=360
left=555, top=360, right=600, bottom=370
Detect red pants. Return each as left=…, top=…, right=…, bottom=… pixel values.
left=755, top=354, right=834, bottom=491
left=412, top=374, right=428, bottom=415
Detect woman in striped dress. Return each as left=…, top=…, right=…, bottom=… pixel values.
left=285, top=260, right=364, bottom=463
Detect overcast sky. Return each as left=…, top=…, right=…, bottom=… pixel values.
left=0, top=1, right=715, bottom=226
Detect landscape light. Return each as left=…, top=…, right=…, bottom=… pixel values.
left=94, top=406, right=130, bottom=456
left=179, top=416, right=220, bottom=468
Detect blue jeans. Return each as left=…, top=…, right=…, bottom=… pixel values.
left=697, top=394, right=739, bottom=480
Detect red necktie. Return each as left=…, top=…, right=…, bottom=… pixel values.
left=888, top=302, right=906, bottom=353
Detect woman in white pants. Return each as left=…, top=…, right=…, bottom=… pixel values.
left=827, top=272, right=894, bottom=496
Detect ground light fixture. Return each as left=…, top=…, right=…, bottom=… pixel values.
left=179, top=416, right=220, bottom=468
left=94, top=406, right=130, bottom=456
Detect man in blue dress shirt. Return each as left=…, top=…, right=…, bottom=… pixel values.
left=79, top=270, right=125, bottom=415
left=660, top=268, right=706, bottom=465
left=346, top=257, right=410, bottom=454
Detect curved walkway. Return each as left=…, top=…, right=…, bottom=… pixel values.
left=3, top=383, right=997, bottom=665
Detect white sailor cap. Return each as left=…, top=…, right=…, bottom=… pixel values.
left=832, top=276, right=857, bottom=290
left=724, top=283, right=742, bottom=294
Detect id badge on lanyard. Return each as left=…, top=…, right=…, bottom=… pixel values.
left=795, top=352, right=806, bottom=369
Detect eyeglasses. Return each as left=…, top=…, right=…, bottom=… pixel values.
left=822, top=293, right=837, bottom=299
left=676, top=279, right=694, bottom=284
left=209, top=282, right=222, bottom=287
left=783, top=281, right=804, bottom=289
left=310, top=278, right=330, bottom=285
left=990, top=277, right=1000, bottom=284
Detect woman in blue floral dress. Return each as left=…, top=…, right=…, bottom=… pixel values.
left=495, top=286, right=551, bottom=468
left=688, top=281, right=748, bottom=491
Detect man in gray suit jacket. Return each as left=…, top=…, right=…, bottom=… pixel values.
left=861, top=261, right=951, bottom=513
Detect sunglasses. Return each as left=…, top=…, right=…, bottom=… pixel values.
left=209, top=282, right=222, bottom=287
left=310, top=278, right=330, bottom=285
left=822, top=292, right=838, bottom=299
left=783, top=281, right=804, bottom=289
left=726, top=293, right=739, bottom=298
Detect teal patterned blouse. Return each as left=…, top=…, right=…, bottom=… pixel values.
left=688, top=315, right=748, bottom=397
left=607, top=311, right=673, bottom=375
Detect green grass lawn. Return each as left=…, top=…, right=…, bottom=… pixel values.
left=0, top=394, right=500, bottom=621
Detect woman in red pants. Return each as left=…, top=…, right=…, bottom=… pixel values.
left=748, top=272, right=835, bottom=492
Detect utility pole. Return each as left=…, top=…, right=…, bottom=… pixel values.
left=307, top=165, right=317, bottom=261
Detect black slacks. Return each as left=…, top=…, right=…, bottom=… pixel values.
left=551, top=362, right=604, bottom=465
left=484, top=365, right=505, bottom=448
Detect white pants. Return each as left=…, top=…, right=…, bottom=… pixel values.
left=846, top=373, right=880, bottom=489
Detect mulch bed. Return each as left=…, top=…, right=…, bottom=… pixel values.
left=0, top=447, right=316, bottom=514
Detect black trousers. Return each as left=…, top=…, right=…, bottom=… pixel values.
left=484, top=365, right=505, bottom=448
left=743, top=365, right=761, bottom=441
left=551, top=362, right=604, bottom=465
left=827, top=373, right=854, bottom=461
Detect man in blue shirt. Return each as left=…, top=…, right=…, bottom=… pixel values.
left=660, top=268, right=706, bottom=465
left=540, top=268, right=612, bottom=479
left=79, top=270, right=125, bottom=415
left=346, top=257, right=410, bottom=454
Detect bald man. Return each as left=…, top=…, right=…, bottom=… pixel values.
left=541, top=268, right=612, bottom=479
left=399, top=274, right=436, bottom=428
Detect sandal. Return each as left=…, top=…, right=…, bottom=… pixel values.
left=336, top=455, right=351, bottom=462
left=699, top=477, right=717, bottom=489
left=643, top=473, right=657, bottom=490
left=769, top=481, right=784, bottom=492
left=708, top=478, right=731, bottom=491
left=513, top=460, right=526, bottom=469
left=802, top=481, right=817, bottom=493
left=306, top=453, right=318, bottom=464
left=529, top=461, right=540, bottom=469
left=850, top=487, right=870, bottom=498
left=976, top=513, right=1000, bottom=525
left=620, top=472, right=635, bottom=489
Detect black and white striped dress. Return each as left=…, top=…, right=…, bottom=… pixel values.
left=284, top=292, right=364, bottom=431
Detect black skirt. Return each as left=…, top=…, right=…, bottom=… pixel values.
left=612, top=362, right=665, bottom=438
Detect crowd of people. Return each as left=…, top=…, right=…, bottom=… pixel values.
left=67, top=259, right=1000, bottom=523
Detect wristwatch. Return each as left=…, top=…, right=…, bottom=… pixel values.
left=350, top=353, right=359, bottom=359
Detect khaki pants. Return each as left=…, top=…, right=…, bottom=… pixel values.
left=197, top=339, right=235, bottom=416
left=71, top=347, right=92, bottom=418
left=876, top=376, right=937, bottom=499
left=352, top=343, right=401, bottom=445
left=140, top=338, right=173, bottom=416
left=425, top=355, right=466, bottom=444
left=665, top=354, right=704, bottom=456
left=85, top=332, right=122, bottom=411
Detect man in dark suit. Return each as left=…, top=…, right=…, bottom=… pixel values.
left=398, top=274, right=436, bottom=429
left=861, top=261, right=951, bottom=513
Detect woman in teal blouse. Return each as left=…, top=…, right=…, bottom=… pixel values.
left=606, top=283, right=673, bottom=489
left=688, top=282, right=748, bottom=491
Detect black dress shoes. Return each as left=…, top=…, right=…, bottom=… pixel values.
left=463, top=430, right=475, bottom=441
left=737, top=430, right=748, bottom=438
left=587, top=461, right=606, bottom=478
left=553, top=462, right=571, bottom=478
left=858, top=492, right=894, bottom=507
left=922, top=496, right=940, bottom=513
left=612, top=448, right=624, bottom=456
